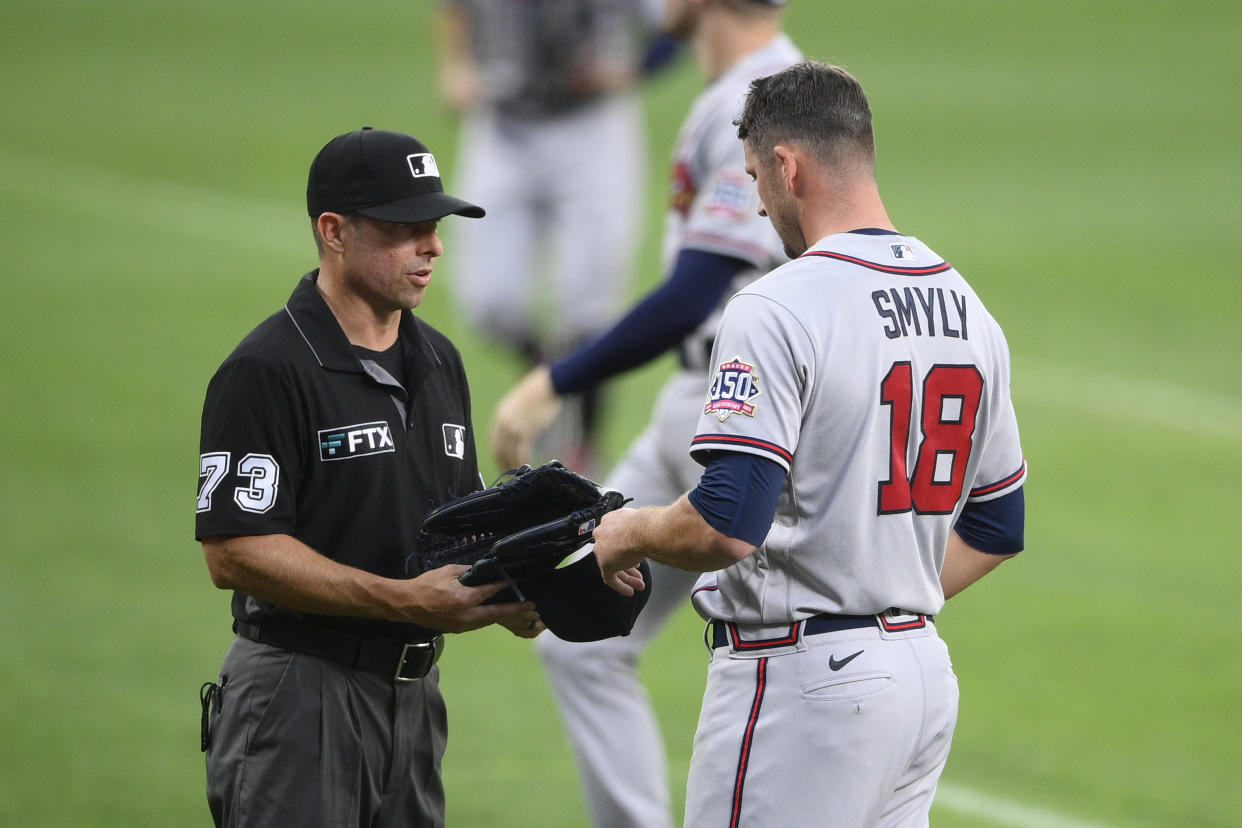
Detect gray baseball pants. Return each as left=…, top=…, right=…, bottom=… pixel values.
left=204, top=635, right=448, bottom=828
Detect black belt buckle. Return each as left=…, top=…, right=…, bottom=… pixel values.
left=395, top=635, right=444, bottom=682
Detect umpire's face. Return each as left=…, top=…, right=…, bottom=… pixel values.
left=331, top=213, right=444, bottom=312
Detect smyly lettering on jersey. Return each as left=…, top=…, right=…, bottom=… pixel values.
left=871, top=287, right=968, bottom=340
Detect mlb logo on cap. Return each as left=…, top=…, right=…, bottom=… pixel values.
left=307, top=126, right=484, bottom=223
left=407, top=153, right=439, bottom=179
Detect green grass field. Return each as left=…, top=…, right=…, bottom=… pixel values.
left=2, top=0, right=1239, bottom=825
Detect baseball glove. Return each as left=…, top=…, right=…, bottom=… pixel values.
left=415, top=460, right=627, bottom=593
left=413, top=461, right=651, bottom=642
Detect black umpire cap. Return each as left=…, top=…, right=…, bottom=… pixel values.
left=307, top=126, right=485, bottom=223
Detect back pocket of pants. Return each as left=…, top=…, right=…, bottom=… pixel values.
left=802, top=672, right=892, bottom=702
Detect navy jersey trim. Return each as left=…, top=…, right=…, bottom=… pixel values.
left=879, top=613, right=928, bottom=632
left=970, top=460, right=1027, bottom=498
left=800, top=249, right=952, bottom=276
left=727, top=622, right=799, bottom=650
left=692, top=433, right=793, bottom=465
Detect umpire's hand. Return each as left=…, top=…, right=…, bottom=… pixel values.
left=400, top=565, right=539, bottom=634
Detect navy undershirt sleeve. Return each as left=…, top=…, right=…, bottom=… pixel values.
left=549, top=249, right=749, bottom=394
left=955, top=487, right=1025, bottom=556
left=640, top=32, right=682, bottom=76
left=687, top=452, right=785, bottom=547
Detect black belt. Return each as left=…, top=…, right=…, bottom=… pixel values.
left=234, top=615, right=444, bottom=682
left=710, top=610, right=931, bottom=651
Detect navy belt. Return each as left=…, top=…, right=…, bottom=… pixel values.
left=710, top=610, right=931, bottom=651
left=234, top=616, right=444, bottom=682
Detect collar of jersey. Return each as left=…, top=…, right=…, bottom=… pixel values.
left=285, top=269, right=432, bottom=374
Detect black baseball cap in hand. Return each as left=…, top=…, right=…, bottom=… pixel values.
left=307, top=126, right=485, bottom=222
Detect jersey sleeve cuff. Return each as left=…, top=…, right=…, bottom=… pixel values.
left=967, top=460, right=1027, bottom=503
left=690, top=433, right=792, bottom=471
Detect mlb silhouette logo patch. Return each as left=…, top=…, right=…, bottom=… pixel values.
left=890, top=243, right=916, bottom=261
left=407, top=153, right=440, bottom=179
left=442, top=423, right=465, bottom=459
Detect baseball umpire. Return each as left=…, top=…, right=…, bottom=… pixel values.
left=593, top=62, right=1028, bottom=827
left=195, top=126, right=542, bottom=828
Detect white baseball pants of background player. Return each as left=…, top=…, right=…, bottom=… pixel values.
left=450, top=93, right=643, bottom=355
left=537, top=371, right=706, bottom=828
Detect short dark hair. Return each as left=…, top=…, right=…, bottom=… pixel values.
left=735, top=61, right=875, bottom=173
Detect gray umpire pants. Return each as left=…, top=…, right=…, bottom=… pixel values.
left=204, top=635, right=448, bottom=828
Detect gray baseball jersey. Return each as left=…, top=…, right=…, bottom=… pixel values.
left=667, top=33, right=803, bottom=372
left=690, top=231, right=1027, bottom=624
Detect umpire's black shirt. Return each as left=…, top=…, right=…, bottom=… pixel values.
left=196, top=270, right=481, bottom=640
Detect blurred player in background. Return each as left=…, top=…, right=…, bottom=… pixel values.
left=436, top=0, right=669, bottom=472
left=491, top=1, right=799, bottom=825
